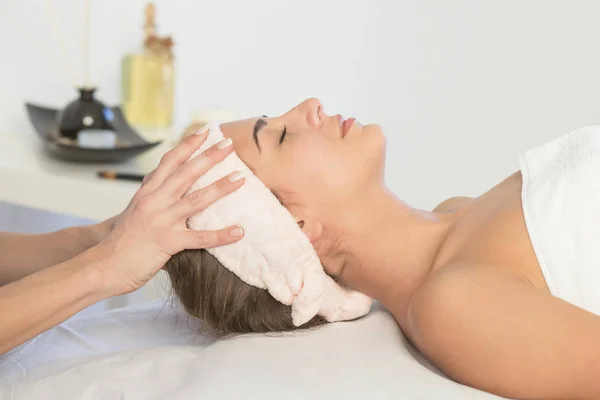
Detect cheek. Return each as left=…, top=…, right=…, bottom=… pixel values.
left=272, top=132, right=387, bottom=204
left=285, top=142, right=365, bottom=196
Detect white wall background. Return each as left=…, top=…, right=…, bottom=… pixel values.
left=2, top=0, right=600, bottom=209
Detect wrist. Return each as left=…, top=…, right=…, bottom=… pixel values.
left=86, top=216, right=118, bottom=247
left=76, top=244, right=119, bottom=299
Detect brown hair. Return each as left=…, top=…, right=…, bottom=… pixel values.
left=164, top=249, right=328, bottom=337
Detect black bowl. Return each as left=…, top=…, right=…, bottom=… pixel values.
left=25, top=102, right=162, bottom=163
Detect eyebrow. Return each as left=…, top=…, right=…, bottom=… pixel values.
left=252, top=118, right=268, bottom=152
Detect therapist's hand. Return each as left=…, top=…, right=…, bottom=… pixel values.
left=94, top=131, right=245, bottom=296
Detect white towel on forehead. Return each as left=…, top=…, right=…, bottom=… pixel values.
left=185, top=122, right=373, bottom=326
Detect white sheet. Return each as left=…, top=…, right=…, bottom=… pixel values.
left=0, top=299, right=505, bottom=399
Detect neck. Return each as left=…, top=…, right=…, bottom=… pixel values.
left=330, top=187, right=458, bottom=321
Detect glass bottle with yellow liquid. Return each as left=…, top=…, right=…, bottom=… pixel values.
left=122, top=3, right=174, bottom=135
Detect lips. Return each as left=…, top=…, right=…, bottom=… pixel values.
left=342, top=117, right=355, bottom=138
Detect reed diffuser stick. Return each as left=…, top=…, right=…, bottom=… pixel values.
left=83, top=0, right=90, bottom=88
left=45, top=0, right=78, bottom=86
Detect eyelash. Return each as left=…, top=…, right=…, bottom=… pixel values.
left=279, top=125, right=287, bottom=145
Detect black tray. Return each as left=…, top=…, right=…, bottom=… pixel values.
left=25, top=103, right=162, bottom=163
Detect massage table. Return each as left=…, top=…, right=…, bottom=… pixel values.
left=0, top=299, right=505, bottom=399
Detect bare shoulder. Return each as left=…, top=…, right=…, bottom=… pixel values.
left=405, top=263, right=600, bottom=399
left=405, top=263, right=532, bottom=343
left=432, top=196, right=474, bottom=213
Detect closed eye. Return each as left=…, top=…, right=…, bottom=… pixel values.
left=279, top=125, right=287, bottom=145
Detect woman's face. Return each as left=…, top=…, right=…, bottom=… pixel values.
left=221, top=98, right=386, bottom=222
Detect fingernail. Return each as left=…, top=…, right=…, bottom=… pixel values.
left=194, top=128, right=208, bottom=136
left=229, top=171, right=245, bottom=182
left=229, top=227, right=244, bottom=237
left=217, top=138, right=233, bottom=149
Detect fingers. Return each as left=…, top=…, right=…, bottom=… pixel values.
left=169, top=171, right=246, bottom=222
left=180, top=122, right=207, bottom=143
left=143, top=131, right=209, bottom=193
left=180, top=225, right=244, bottom=250
left=159, top=137, right=237, bottom=199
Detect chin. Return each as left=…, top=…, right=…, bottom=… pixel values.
left=362, top=123, right=387, bottom=152
left=364, top=124, right=387, bottom=179
left=359, top=123, right=385, bottom=143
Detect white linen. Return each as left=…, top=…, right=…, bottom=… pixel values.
left=0, top=299, right=504, bottom=399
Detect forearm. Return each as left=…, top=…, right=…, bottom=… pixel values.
left=0, top=219, right=113, bottom=286
left=0, top=248, right=111, bottom=355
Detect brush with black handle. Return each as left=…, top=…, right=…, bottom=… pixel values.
left=97, top=171, right=145, bottom=182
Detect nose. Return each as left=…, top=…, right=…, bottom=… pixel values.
left=295, top=97, right=324, bottom=128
